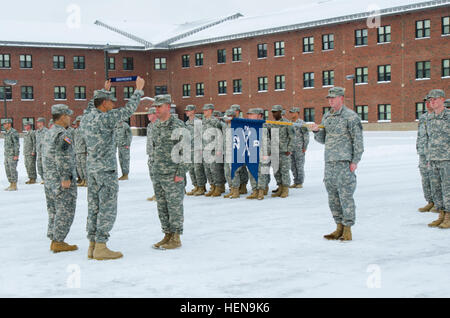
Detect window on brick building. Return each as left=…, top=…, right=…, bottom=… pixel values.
left=20, top=55, right=32, bottom=69
left=196, top=83, right=204, bottom=96
left=75, top=86, right=86, bottom=100
left=443, top=16, right=450, bottom=35
left=53, top=55, right=65, bottom=69
left=416, top=19, right=431, bottom=39
left=22, top=118, right=34, bottom=131
left=233, top=79, right=242, bottom=94
left=322, top=70, right=334, bottom=86
left=377, top=25, right=391, bottom=43
left=356, top=105, right=369, bottom=121
left=124, top=86, right=134, bottom=99
left=416, top=61, right=431, bottom=79
left=182, top=55, right=190, bottom=68
left=21, top=86, right=34, bottom=100
left=355, top=29, right=368, bottom=46
left=0, top=54, right=11, bottom=68
left=217, top=49, right=226, bottom=64
left=258, top=77, right=268, bottom=91
left=108, top=57, right=115, bottom=70
left=257, top=43, right=268, bottom=58
left=0, top=86, right=12, bottom=100
left=303, top=72, right=314, bottom=88
left=378, top=104, right=391, bottom=121
left=275, top=75, right=285, bottom=90
left=54, top=86, right=66, bottom=100
left=155, top=86, right=168, bottom=95
left=323, top=107, right=331, bottom=115
left=274, top=41, right=285, bottom=56
left=195, top=53, right=204, bottom=66
left=356, top=67, right=368, bottom=84
left=232, top=47, right=242, bottom=61
left=218, top=81, right=227, bottom=94
left=322, top=34, right=334, bottom=50
left=304, top=108, right=315, bottom=122
left=183, top=84, right=191, bottom=97
left=110, top=87, right=116, bottom=98
left=154, top=57, right=167, bottom=70
left=415, top=102, right=427, bottom=120
left=123, top=57, right=134, bottom=70
left=303, top=37, right=314, bottom=53
left=442, top=59, right=450, bottom=77
left=377, top=65, right=391, bottom=82
left=73, top=56, right=85, bottom=69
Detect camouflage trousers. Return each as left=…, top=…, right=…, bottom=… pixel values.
left=324, top=161, right=357, bottom=227
left=204, top=162, right=226, bottom=186
left=76, top=153, right=87, bottom=181
left=194, top=163, right=207, bottom=187
left=86, top=171, right=119, bottom=243
left=291, top=150, right=306, bottom=185
left=153, top=173, right=185, bottom=235
left=239, top=167, right=249, bottom=185
left=148, top=157, right=154, bottom=181
left=429, top=160, right=450, bottom=212
left=37, top=152, right=44, bottom=180
left=44, top=182, right=77, bottom=242
left=274, top=153, right=291, bottom=187
left=249, top=164, right=270, bottom=190
left=4, top=157, right=18, bottom=183
left=24, top=154, right=37, bottom=180
left=225, top=164, right=243, bottom=188
left=419, top=155, right=433, bottom=203
left=118, top=147, right=130, bottom=175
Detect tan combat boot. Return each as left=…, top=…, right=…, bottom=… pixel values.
left=339, top=226, right=352, bottom=241
left=246, top=191, right=258, bottom=200
left=8, top=183, right=17, bottom=191
left=438, top=212, right=450, bottom=229
left=431, top=206, right=439, bottom=213
left=324, top=224, right=344, bottom=240
left=118, top=174, right=129, bottom=181
left=428, top=210, right=445, bottom=228
left=153, top=233, right=172, bottom=249
left=212, top=184, right=225, bottom=197
left=239, top=184, right=248, bottom=195
left=194, top=186, right=207, bottom=196
left=52, top=241, right=78, bottom=253
left=29, top=179, right=37, bottom=185
left=289, top=184, right=297, bottom=189
left=280, top=186, right=289, bottom=198
left=187, top=186, right=198, bottom=196
left=147, top=195, right=156, bottom=202
left=25, top=179, right=31, bottom=185
left=77, top=179, right=83, bottom=186
left=271, top=186, right=282, bottom=198
left=93, top=243, right=123, bottom=260
left=257, top=189, right=265, bottom=200
left=161, top=233, right=182, bottom=250
left=88, top=241, right=95, bottom=259
left=50, top=241, right=55, bottom=251
left=295, top=184, right=303, bottom=189
left=419, top=202, right=434, bottom=213
left=272, top=186, right=280, bottom=194
left=205, top=185, right=216, bottom=197
left=229, top=187, right=240, bottom=199
left=224, top=188, right=234, bottom=198
left=40, top=181, right=45, bottom=185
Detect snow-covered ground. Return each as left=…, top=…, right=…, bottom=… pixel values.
left=0, top=131, right=449, bottom=298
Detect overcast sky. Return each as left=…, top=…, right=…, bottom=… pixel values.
left=4, top=0, right=314, bottom=24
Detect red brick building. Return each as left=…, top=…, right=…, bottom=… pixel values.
left=1, top=0, right=449, bottom=132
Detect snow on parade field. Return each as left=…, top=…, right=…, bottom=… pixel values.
left=0, top=131, right=449, bottom=298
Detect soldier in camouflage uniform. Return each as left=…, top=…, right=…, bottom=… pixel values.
left=3, top=119, right=20, bottom=191
left=416, top=95, right=435, bottom=212
left=35, top=117, right=48, bottom=183
left=80, top=77, right=145, bottom=260
left=23, top=121, right=37, bottom=184
left=146, top=107, right=158, bottom=201
left=425, top=89, right=450, bottom=229
left=185, top=105, right=202, bottom=196
left=151, top=95, right=187, bottom=250
left=312, top=87, right=364, bottom=241
left=445, top=99, right=450, bottom=109
left=230, top=104, right=249, bottom=194
left=74, top=115, right=87, bottom=187
left=287, top=107, right=310, bottom=189
left=270, top=105, right=294, bottom=199
left=43, top=104, right=78, bottom=253
left=115, top=121, right=132, bottom=181
left=222, top=109, right=242, bottom=199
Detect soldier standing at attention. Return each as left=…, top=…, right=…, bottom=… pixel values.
left=23, top=121, right=37, bottom=185
left=35, top=118, right=48, bottom=184
left=425, top=89, right=450, bottom=229
left=44, top=104, right=78, bottom=253
left=288, top=107, right=310, bottom=189
left=3, top=119, right=20, bottom=191
left=185, top=105, right=202, bottom=196
left=81, top=77, right=145, bottom=260
left=417, top=95, right=435, bottom=212
left=146, top=107, right=158, bottom=202
left=311, top=87, right=364, bottom=241
left=151, top=95, right=187, bottom=250
left=230, top=104, right=249, bottom=195
left=115, top=121, right=132, bottom=181
left=74, top=115, right=87, bottom=187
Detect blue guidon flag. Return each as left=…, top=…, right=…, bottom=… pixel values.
left=231, top=118, right=265, bottom=182
left=109, top=76, right=138, bottom=83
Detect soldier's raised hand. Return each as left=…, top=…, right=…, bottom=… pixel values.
left=136, top=76, right=145, bottom=91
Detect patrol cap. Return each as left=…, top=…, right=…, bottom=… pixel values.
left=223, top=109, right=235, bottom=121
left=445, top=99, right=450, bottom=108
left=51, top=104, right=73, bottom=116
left=147, top=107, right=156, bottom=115
left=254, top=108, right=264, bottom=115
left=152, top=94, right=172, bottom=106
left=289, top=107, right=301, bottom=113
left=427, top=89, right=445, bottom=99
left=247, top=108, right=260, bottom=114
left=213, top=110, right=222, bottom=117
left=271, top=105, right=284, bottom=112
left=203, top=104, right=215, bottom=111
left=230, top=104, right=241, bottom=112
left=94, top=89, right=117, bottom=102
left=424, top=94, right=430, bottom=102
left=326, top=87, right=345, bottom=98
left=24, top=120, right=33, bottom=126
left=195, top=114, right=203, bottom=119
left=37, top=117, right=46, bottom=123
left=3, top=119, right=13, bottom=124
left=185, top=105, right=196, bottom=112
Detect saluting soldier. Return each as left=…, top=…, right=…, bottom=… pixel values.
left=3, top=119, right=20, bottom=191
left=23, top=120, right=37, bottom=185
